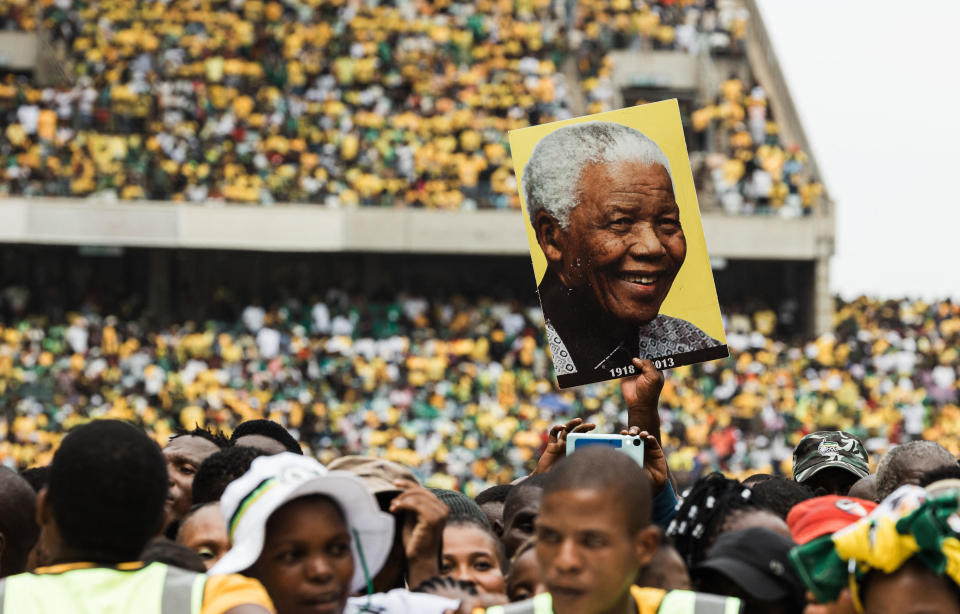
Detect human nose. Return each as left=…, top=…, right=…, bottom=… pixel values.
left=553, top=539, right=582, bottom=573
left=628, top=223, right=667, bottom=260
left=450, top=561, right=473, bottom=584
left=305, top=555, right=334, bottom=582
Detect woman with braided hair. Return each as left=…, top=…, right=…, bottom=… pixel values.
left=666, top=472, right=790, bottom=568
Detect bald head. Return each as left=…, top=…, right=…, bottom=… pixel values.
left=543, top=446, right=651, bottom=533
left=876, top=441, right=957, bottom=500
left=0, top=467, right=39, bottom=577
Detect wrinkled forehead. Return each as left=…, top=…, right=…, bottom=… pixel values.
left=573, top=159, right=675, bottom=198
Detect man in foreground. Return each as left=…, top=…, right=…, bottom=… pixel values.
left=488, top=446, right=741, bottom=613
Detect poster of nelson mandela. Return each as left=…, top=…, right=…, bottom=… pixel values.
left=509, top=101, right=728, bottom=388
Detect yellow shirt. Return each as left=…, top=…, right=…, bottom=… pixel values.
left=633, top=586, right=668, bottom=614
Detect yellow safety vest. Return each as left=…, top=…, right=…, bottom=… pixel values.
left=485, top=589, right=742, bottom=614
left=0, top=562, right=207, bottom=614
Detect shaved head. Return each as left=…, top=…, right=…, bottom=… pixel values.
left=877, top=441, right=956, bottom=500
left=543, top=446, right=651, bottom=533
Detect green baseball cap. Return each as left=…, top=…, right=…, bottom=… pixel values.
left=793, top=431, right=869, bottom=483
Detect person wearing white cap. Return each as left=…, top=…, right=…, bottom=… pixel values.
left=210, top=453, right=464, bottom=614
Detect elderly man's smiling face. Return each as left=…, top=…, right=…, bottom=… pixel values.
left=537, top=159, right=686, bottom=325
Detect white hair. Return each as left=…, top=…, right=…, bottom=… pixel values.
left=521, top=121, right=674, bottom=229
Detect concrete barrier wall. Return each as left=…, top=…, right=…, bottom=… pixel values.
left=0, top=198, right=833, bottom=261
left=0, top=32, right=38, bottom=71
left=608, top=50, right=700, bottom=91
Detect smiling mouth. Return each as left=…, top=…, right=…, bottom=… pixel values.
left=619, top=272, right=663, bottom=286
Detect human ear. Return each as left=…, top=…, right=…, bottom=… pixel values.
left=633, top=526, right=661, bottom=568
left=37, top=488, right=53, bottom=529
left=533, top=210, right=565, bottom=266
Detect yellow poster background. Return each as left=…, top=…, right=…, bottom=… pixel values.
left=508, top=99, right=726, bottom=344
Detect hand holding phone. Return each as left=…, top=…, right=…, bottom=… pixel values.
left=565, top=433, right=645, bottom=467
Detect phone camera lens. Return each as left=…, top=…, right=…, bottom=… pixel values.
left=632, top=438, right=642, bottom=446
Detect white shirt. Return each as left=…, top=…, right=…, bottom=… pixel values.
left=345, top=589, right=459, bottom=614
left=242, top=305, right=265, bottom=333
left=256, top=327, right=281, bottom=359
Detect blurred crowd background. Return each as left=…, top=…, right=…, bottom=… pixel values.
left=2, top=288, right=957, bottom=495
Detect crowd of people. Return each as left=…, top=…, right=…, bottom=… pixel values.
left=0, top=1, right=949, bottom=611
left=572, top=0, right=747, bottom=112
left=3, top=0, right=577, bottom=208
left=0, top=0, right=808, bottom=213
left=2, top=363, right=960, bottom=613
left=1, top=290, right=958, bottom=497
left=689, top=77, right=824, bottom=216
left=0, top=0, right=35, bottom=31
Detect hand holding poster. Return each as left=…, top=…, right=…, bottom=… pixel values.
left=509, top=100, right=728, bottom=388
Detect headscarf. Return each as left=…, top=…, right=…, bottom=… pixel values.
left=789, top=484, right=960, bottom=611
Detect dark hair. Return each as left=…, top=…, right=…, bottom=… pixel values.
left=48, top=420, right=168, bottom=562
left=542, top=446, right=652, bottom=533
left=229, top=419, right=302, bottom=454
left=918, top=464, right=960, bottom=487
left=666, top=473, right=758, bottom=568
left=170, top=425, right=229, bottom=449
left=750, top=477, right=816, bottom=519
left=192, top=446, right=269, bottom=505
left=140, top=537, right=207, bottom=573
left=742, top=473, right=776, bottom=487
left=19, top=465, right=51, bottom=493
left=0, top=468, right=39, bottom=576
left=475, top=484, right=513, bottom=506
left=432, top=488, right=491, bottom=529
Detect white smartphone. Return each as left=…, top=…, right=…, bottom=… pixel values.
left=565, top=433, right=644, bottom=467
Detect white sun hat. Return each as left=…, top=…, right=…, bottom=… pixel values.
left=208, top=452, right=395, bottom=592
